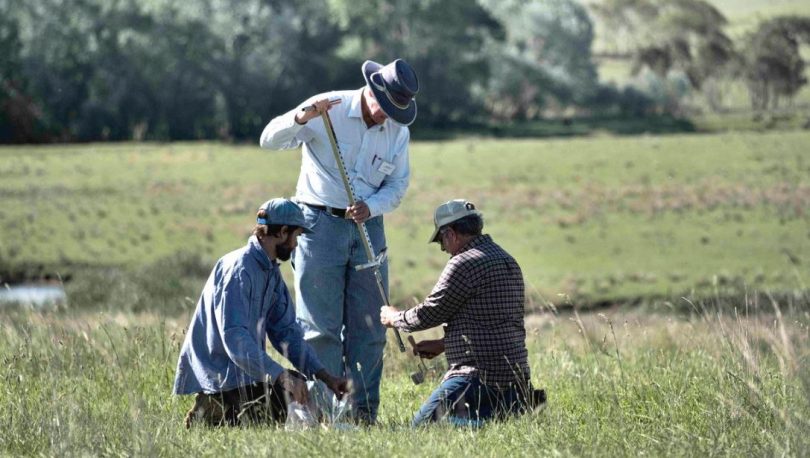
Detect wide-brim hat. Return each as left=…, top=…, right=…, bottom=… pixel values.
left=362, top=59, right=419, bottom=126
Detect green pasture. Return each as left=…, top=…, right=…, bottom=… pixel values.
left=1, top=303, right=807, bottom=456
left=1, top=131, right=809, bottom=309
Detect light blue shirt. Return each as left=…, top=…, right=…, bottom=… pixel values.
left=259, top=88, right=411, bottom=217
left=173, top=236, right=324, bottom=395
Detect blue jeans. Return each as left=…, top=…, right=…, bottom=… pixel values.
left=411, top=375, right=528, bottom=427
left=293, top=204, right=388, bottom=421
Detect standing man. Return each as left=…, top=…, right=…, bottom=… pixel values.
left=173, top=198, right=349, bottom=428
left=259, top=59, right=419, bottom=424
left=380, top=200, right=544, bottom=427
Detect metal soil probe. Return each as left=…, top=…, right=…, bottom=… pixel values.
left=303, top=104, right=408, bottom=355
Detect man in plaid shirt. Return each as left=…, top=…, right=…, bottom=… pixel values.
left=381, top=199, right=543, bottom=427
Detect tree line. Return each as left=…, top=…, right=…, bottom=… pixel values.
left=592, top=0, right=810, bottom=114
left=1, top=0, right=808, bottom=143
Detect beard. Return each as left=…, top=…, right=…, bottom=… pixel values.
left=275, top=237, right=295, bottom=262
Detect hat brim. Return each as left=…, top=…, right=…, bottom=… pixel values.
left=362, top=60, right=417, bottom=127
left=273, top=222, right=314, bottom=235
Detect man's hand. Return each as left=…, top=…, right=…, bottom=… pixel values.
left=315, top=369, right=351, bottom=400
left=346, top=201, right=371, bottom=223
left=275, top=370, right=309, bottom=405
left=295, top=98, right=341, bottom=125
left=380, top=305, right=401, bottom=328
left=411, top=338, right=445, bottom=360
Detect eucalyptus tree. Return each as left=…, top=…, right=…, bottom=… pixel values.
left=743, top=16, right=810, bottom=111
left=480, top=0, right=598, bottom=120
left=590, top=0, right=736, bottom=110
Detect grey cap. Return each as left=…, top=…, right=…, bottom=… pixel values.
left=428, top=199, right=482, bottom=243
left=257, top=198, right=314, bottom=234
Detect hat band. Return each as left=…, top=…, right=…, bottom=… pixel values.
left=371, top=72, right=412, bottom=110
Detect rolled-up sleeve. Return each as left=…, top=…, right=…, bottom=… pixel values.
left=395, top=259, right=472, bottom=332
left=364, top=128, right=410, bottom=217
left=266, top=281, right=325, bottom=377
left=216, top=269, right=285, bottom=383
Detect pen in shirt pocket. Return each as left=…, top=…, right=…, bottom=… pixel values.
left=372, top=154, right=379, bottom=165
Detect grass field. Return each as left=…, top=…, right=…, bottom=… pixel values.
left=2, top=132, right=809, bottom=310
left=3, top=1, right=810, bottom=454
left=1, top=299, right=808, bottom=455
left=1, top=132, right=809, bottom=454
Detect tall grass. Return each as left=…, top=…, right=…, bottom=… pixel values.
left=1, top=294, right=808, bottom=456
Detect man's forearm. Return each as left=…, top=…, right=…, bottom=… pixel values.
left=392, top=308, right=432, bottom=333
left=259, top=109, right=305, bottom=150
left=364, top=177, right=408, bottom=217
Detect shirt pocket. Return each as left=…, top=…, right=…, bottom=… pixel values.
left=360, top=149, right=389, bottom=188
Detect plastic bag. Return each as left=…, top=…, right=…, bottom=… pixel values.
left=284, top=401, right=318, bottom=431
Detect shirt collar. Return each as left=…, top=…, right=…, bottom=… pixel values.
left=348, top=87, right=364, bottom=119
left=456, top=234, right=492, bottom=256
left=349, top=87, right=387, bottom=131
left=248, top=235, right=277, bottom=271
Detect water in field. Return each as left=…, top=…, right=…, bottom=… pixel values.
left=0, top=284, right=66, bottom=309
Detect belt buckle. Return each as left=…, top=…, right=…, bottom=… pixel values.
left=332, top=206, right=348, bottom=219
left=323, top=205, right=342, bottom=218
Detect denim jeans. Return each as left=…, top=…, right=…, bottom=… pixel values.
left=292, top=204, right=388, bottom=422
left=411, top=375, right=529, bottom=427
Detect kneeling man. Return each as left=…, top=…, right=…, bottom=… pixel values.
left=173, top=198, right=348, bottom=428
left=380, top=199, right=543, bottom=426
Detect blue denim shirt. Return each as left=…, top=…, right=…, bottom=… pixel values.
left=173, top=236, right=324, bottom=395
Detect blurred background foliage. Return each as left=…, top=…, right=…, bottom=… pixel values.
left=1, top=0, right=809, bottom=143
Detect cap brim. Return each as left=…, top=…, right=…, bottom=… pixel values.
left=426, top=209, right=482, bottom=243
left=362, top=60, right=417, bottom=127
left=428, top=226, right=441, bottom=244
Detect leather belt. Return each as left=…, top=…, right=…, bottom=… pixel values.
left=303, top=203, right=347, bottom=219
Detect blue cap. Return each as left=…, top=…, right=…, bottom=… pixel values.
left=257, top=198, right=314, bottom=234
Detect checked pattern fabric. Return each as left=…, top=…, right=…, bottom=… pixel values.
left=395, top=235, right=530, bottom=386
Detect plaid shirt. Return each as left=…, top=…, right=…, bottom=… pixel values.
left=394, top=234, right=530, bottom=386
